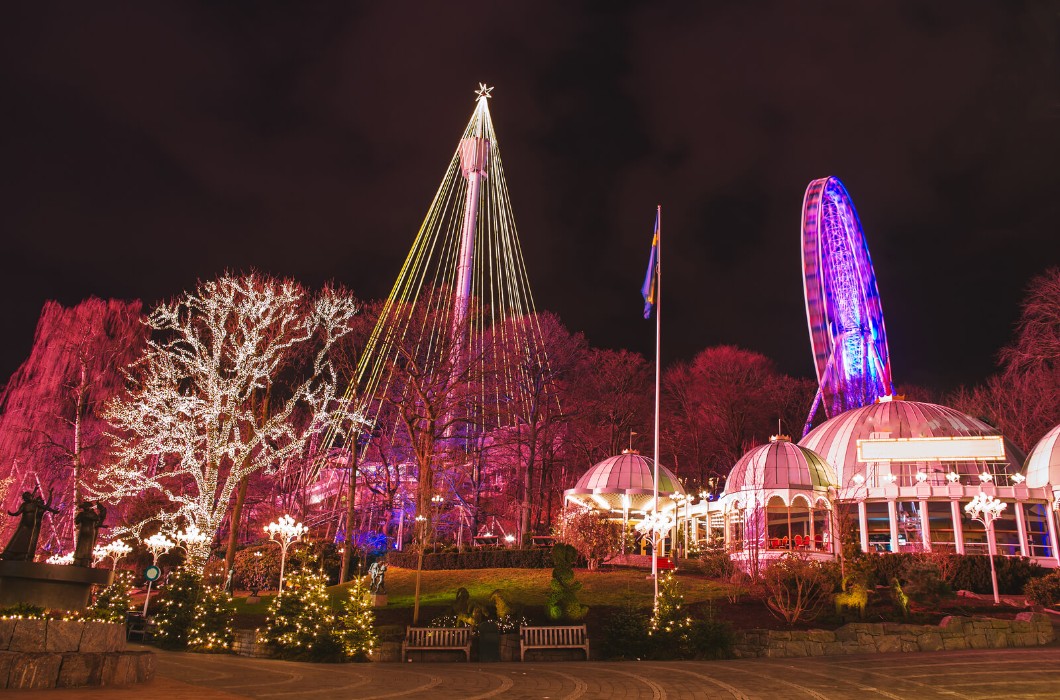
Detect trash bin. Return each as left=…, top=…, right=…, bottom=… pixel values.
left=478, top=620, right=499, bottom=662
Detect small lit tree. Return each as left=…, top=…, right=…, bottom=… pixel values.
left=154, top=568, right=204, bottom=650
left=649, top=570, right=694, bottom=655
left=338, top=576, right=377, bottom=661
left=88, top=570, right=134, bottom=623
left=188, top=585, right=235, bottom=652
left=262, top=568, right=343, bottom=661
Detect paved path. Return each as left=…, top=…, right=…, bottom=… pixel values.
left=13, top=647, right=1060, bottom=699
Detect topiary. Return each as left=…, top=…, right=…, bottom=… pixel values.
left=547, top=543, right=587, bottom=621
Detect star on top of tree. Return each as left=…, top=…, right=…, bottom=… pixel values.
left=475, top=83, right=494, bottom=100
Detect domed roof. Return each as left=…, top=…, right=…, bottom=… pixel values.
left=1025, top=423, right=1060, bottom=491
left=724, top=436, right=836, bottom=496
left=564, top=452, right=685, bottom=513
left=799, top=399, right=1021, bottom=485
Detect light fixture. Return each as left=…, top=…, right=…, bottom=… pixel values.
left=964, top=491, right=1007, bottom=605
left=1011, top=473, right=1026, bottom=485
left=851, top=473, right=866, bottom=486
left=883, top=473, right=897, bottom=484
left=947, top=471, right=960, bottom=483
left=979, top=472, right=994, bottom=483
left=915, top=472, right=927, bottom=483
left=264, top=515, right=308, bottom=593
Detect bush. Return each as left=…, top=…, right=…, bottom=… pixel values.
left=699, top=550, right=736, bottom=579
left=763, top=554, right=833, bottom=625
left=233, top=545, right=281, bottom=594
left=554, top=508, right=621, bottom=570
left=601, top=603, right=651, bottom=660
left=0, top=603, right=45, bottom=619
left=154, top=568, right=203, bottom=650
left=687, top=617, right=734, bottom=660
left=950, top=555, right=1045, bottom=595
left=1024, top=570, right=1060, bottom=607
left=901, top=557, right=950, bottom=604
left=385, top=548, right=553, bottom=570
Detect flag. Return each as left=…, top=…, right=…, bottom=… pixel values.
left=641, top=210, right=660, bottom=319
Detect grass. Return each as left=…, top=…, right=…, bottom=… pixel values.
left=231, top=566, right=728, bottom=615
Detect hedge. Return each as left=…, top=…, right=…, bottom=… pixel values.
left=384, top=548, right=553, bottom=570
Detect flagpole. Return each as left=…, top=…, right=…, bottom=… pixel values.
left=652, top=204, right=661, bottom=604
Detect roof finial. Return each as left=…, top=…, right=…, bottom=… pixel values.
left=475, top=83, right=494, bottom=100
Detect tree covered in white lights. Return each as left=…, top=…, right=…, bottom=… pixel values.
left=92, top=274, right=359, bottom=570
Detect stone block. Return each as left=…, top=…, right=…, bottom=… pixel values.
left=917, top=632, right=943, bottom=652
left=835, top=626, right=858, bottom=642
left=991, top=620, right=1009, bottom=629
left=807, top=642, right=824, bottom=656
left=789, top=631, right=810, bottom=641
left=134, top=651, right=155, bottom=683
left=876, top=635, right=901, bottom=653
left=939, top=616, right=964, bottom=630
left=942, top=636, right=968, bottom=650
left=8, top=652, right=61, bottom=689
left=0, top=618, right=15, bottom=650
left=822, top=641, right=843, bottom=655
left=101, top=652, right=137, bottom=685
left=57, top=652, right=103, bottom=688
left=9, top=619, right=47, bottom=652
left=1015, top=632, right=1040, bottom=647
left=771, top=631, right=791, bottom=640
left=81, top=621, right=123, bottom=652
left=967, top=634, right=989, bottom=649
left=808, top=630, right=835, bottom=643
left=0, top=650, right=17, bottom=689
left=46, top=620, right=84, bottom=653
left=1039, top=631, right=1054, bottom=645
left=370, top=641, right=401, bottom=663
left=785, top=641, right=808, bottom=656
left=988, top=631, right=1007, bottom=648
left=900, top=641, right=919, bottom=652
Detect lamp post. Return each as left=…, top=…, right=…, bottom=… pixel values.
left=636, top=511, right=676, bottom=602
left=264, top=515, right=307, bottom=593
left=142, top=532, right=176, bottom=615
left=172, top=523, right=210, bottom=565
left=430, top=494, right=444, bottom=553
left=965, top=491, right=1007, bottom=604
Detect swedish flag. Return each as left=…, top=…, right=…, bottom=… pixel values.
left=641, top=210, right=660, bottom=319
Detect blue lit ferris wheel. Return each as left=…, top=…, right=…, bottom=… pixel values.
left=801, top=176, right=895, bottom=432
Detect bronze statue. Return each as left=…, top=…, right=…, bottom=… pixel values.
left=2, top=489, right=58, bottom=562
left=72, top=501, right=106, bottom=567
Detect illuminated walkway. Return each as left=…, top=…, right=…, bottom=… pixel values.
left=116, top=646, right=1060, bottom=699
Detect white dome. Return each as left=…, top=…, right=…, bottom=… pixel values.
left=1025, top=423, right=1060, bottom=491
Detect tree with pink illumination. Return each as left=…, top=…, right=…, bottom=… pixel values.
left=90, top=274, right=359, bottom=570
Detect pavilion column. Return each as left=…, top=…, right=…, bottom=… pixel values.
left=858, top=501, right=869, bottom=553
left=1045, top=497, right=1060, bottom=565
left=808, top=505, right=816, bottom=551
left=951, top=499, right=965, bottom=555
left=887, top=499, right=900, bottom=553
left=622, top=508, right=629, bottom=555
left=919, top=499, right=931, bottom=551
left=1014, top=500, right=1029, bottom=557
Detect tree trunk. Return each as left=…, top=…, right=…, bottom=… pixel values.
left=340, top=444, right=359, bottom=583
left=224, top=476, right=249, bottom=574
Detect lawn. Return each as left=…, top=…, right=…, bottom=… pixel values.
left=231, top=566, right=728, bottom=616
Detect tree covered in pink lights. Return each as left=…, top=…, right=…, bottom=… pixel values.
left=90, top=274, right=360, bottom=570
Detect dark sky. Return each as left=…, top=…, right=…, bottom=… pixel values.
left=2, top=1, right=1058, bottom=392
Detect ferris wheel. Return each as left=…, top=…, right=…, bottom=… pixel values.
left=801, top=176, right=894, bottom=431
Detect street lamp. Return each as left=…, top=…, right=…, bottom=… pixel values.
left=142, top=532, right=176, bottom=615
left=172, top=523, right=210, bottom=563
left=97, top=540, right=132, bottom=567
left=264, top=515, right=308, bottom=593
left=965, top=491, right=1007, bottom=604
left=636, top=511, right=676, bottom=602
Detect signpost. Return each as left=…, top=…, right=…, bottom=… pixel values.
left=142, top=565, right=161, bottom=615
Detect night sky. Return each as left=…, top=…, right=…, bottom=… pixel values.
left=2, top=2, right=1058, bottom=392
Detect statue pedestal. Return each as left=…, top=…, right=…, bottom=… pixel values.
left=370, top=594, right=388, bottom=608
left=0, top=561, right=113, bottom=611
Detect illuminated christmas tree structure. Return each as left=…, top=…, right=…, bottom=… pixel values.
left=337, top=576, right=377, bottom=661
left=88, top=570, right=133, bottom=623
left=262, top=568, right=344, bottom=661
left=188, top=585, right=235, bottom=652
left=153, top=568, right=203, bottom=650
left=649, top=570, right=692, bottom=641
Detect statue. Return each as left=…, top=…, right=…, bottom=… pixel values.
left=2, top=489, right=58, bottom=562
left=72, top=501, right=107, bottom=567
left=223, top=567, right=235, bottom=593
left=368, top=560, right=388, bottom=594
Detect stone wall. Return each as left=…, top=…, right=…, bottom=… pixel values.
left=733, top=612, right=1055, bottom=658
left=0, top=618, right=154, bottom=689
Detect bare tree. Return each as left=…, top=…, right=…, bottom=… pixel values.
left=91, top=274, right=359, bottom=569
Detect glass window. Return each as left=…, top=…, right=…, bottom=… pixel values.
left=1022, top=503, right=1055, bottom=558
left=865, top=502, right=892, bottom=552
left=994, top=505, right=1021, bottom=556
left=812, top=506, right=830, bottom=552
left=766, top=497, right=790, bottom=550
left=961, top=499, right=989, bottom=555
left=927, top=501, right=956, bottom=553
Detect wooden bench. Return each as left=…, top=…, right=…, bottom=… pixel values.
left=402, top=626, right=472, bottom=662
left=519, top=625, right=589, bottom=662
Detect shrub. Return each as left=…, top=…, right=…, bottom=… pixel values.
left=687, top=617, right=734, bottom=660
left=547, top=544, right=588, bottom=621
left=1024, top=570, right=1060, bottom=607
left=554, top=507, right=621, bottom=571
left=601, top=603, right=651, bottom=660
left=951, top=555, right=1045, bottom=595
left=763, top=554, right=833, bottom=624
left=890, top=578, right=910, bottom=619
left=700, top=550, right=736, bottom=579
left=233, top=545, right=281, bottom=594
left=188, top=585, right=235, bottom=652
left=154, top=568, right=203, bottom=650
left=901, top=557, right=950, bottom=604
left=0, top=603, right=46, bottom=619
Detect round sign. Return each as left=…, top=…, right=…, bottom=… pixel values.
left=144, top=565, right=161, bottom=582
